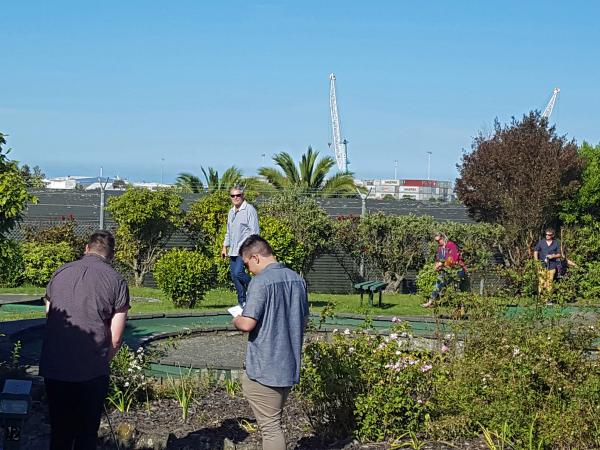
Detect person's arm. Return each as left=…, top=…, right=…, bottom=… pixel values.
left=248, top=205, right=260, bottom=235
left=233, top=315, right=258, bottom=332
left=107, top=308, right=128, bottom=361
left=43, top=294, right=51, bottom=316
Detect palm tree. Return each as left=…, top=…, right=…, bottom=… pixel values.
left=175, top=172, right=203, bottom=193
left=258, top=146, right=359, bottom=196
left=201, top=166, right=243, bottom=193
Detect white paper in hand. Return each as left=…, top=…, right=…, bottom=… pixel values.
left=228, top=305, right=243, bottom=317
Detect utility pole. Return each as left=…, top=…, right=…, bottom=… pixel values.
left=98, top=167, right=110, bottom=230
left=427, top=151, right=432, bottom=180
left=394, top=160, right=398, bottom=180
left=357, top=187, right=371, bottom=279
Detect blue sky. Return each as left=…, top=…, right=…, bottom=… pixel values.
left=1, top=1, right=599, bottom=183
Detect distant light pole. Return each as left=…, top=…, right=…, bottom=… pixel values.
left=261, top=153, right=266, bottom=167
left=160, top=158, right=165, bottom=185
left=394, top=160, right=398, bottom=180
left=98, top=167, right=110, bottom=230
left=426, top=152, right=432, bottom=180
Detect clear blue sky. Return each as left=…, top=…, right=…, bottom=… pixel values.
left=2, top=0, right=599, bottom=183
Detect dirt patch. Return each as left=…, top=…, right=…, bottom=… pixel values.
left=2, top=379, right=485, bottom=449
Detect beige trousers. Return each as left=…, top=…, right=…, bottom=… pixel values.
left=242, top=372, right=291, bottom=450
left=538, top=268, right=555, bottom=296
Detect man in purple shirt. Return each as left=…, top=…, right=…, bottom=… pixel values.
left=422, top=232, right=467, bottom=308
left=40, top=230, right=130, bottom=450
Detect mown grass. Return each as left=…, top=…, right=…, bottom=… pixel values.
left=0, top=286, right=430, bottom=320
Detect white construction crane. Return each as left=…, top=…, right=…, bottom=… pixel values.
left=329, top=73, right=348, bottom=172
left=541, top=87, right=560, bottom=119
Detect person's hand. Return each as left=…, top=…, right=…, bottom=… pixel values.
left=221, top=247, right=228, bottom=259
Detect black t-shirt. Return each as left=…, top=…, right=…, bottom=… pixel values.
left=534, top=239, right=561, bottom=270
left=40, top=253, right=130, bottom=382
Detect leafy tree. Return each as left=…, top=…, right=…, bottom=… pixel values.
left=0, top=132, right=36, bottom=238
left=260, top=189, right=333, bottom=276
left=455, top=112, right=581, bottom=266
left=258, top=146, right=359, bottom=197
left=561, top=142, right=600, bottom=225
left=107, top=188, right=184, bottom=286
left=175, top=172, right=203, bottom=193
left=19, top=164, right=46, bottom=188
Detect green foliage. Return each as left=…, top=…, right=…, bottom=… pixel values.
left=259, top=215, right=306, bottom=272
left=21, top=242, right=75, bottom=286
left=167, top=369, right=197, bottom=422
left=561, top=141, right=600, bottom=225
left=258, top=146, right=359, bottom=197
left=416, top=263, right=437, bottom=297
left=334, top=214, right=504, bottom=292
left=186, top=191, right=233, bottom=252
left=297, top=323, right=436, bottom=442
left=0, top=133, right=36, bottom=237
left=108, top=345, right=149, bottom=413
left=107, top=188, right=184, bottom=286
left=154, top=248, right=215, bottom=308
left=260, top=189, right=333, bottom=276
left=24, top=217, right=88, bottom=258
left=429, top=308, right=600, bottom=448
left=0, top=240, right=24, bottom=287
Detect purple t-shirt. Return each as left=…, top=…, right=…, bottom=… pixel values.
left=39, top=253, right=130, bottom=382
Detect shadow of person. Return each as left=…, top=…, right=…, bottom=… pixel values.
left=165, top=417, right=251, bottom=449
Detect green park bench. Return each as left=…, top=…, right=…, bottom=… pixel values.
left=354, top=280, right=388, bottom=307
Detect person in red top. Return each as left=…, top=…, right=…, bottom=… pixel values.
left=422, top=232, right=467, bottom=308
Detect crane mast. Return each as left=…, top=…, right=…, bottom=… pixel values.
left=329, top=73, right=348, bottom=172
left=541, top=87, right=560, bottom=119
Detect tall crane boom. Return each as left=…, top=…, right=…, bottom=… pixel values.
left=329, top=73, right=348, bottom=172
left=541, top=87, right=560, bottom=119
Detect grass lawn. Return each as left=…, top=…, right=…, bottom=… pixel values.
left=0, top=286, right=430, bottom=320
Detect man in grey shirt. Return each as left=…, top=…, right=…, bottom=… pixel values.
left=233, top=235, right=309, bottom=450
left=221, top=185, right=260, bottom=306
left=40, top=231, right=130, bottom=450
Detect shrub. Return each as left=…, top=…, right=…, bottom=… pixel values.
left=0, top=240, right=24, bottom=287
left=21, top=241, right=75, bottom=286
left=429, top=307, right=600, bottom=448
left=154, top=248, right=214, bottom=307
left=416, top=263, right=437, bottom=297
left=23, top=217, right=89, bottom=258
left=108, top=345, right=149, bottom=413
left=297, top=322, right=437, bottom=442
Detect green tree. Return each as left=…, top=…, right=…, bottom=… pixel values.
left=561, top=142, right=600, bottom=225
left=0, top=132, right=35, bottom=238
left=201, top=166, right=243, bottom=193
left=258, top=146, right=359, bottom=197
left=175, top=172, right=203, bottom=193
left=107, top=188, right=184, bottom=286
left=185, top=191, right=232, bottom=252
left=19, top=164, right=46, bottom=189
left=455, top=112, right=582, bottom=266
left=260, top=189, right=333, bottom=276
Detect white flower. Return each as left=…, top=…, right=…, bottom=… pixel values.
left=390, top=333, right=398, bottom=340
left=512, top=347, right=520, bottom=356
left=124, top=382, right=130, bottom=387
left=348, top=347, right=355, bottom=354
left=332, top=328, right=338, bottom=333
left=343, top=329, right=351, bottom=335
left=420, top=364, right=433, bottom=373
left=395, top=350, right=401, bottom=355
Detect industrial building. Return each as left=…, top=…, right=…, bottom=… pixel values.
left=362, top=179, right=454, bottom=201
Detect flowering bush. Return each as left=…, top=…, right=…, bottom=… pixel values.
left=297, top=321, right=438, bottom=441
left=108, top=345, right=149, bottom=413
left=429, top=309, right=600, bottom=448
